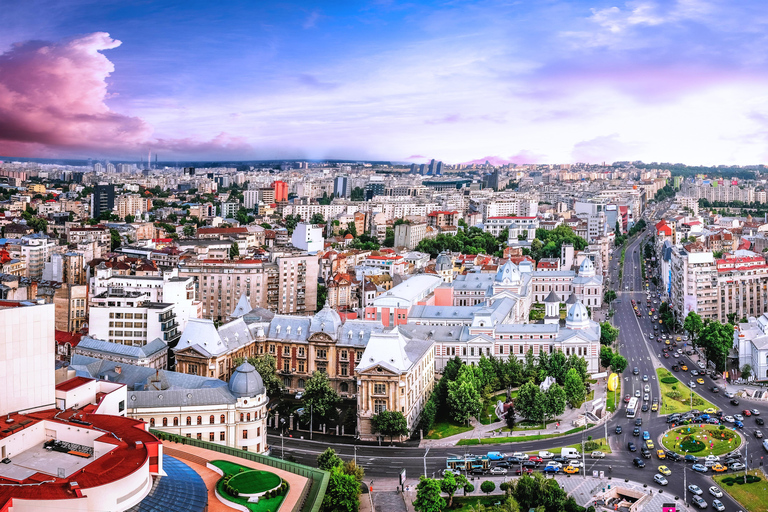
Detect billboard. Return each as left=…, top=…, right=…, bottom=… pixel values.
left=608, top=373, right=619, bottom=392
left=684, top=295, right=698, bottom=314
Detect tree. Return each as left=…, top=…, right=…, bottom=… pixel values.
left=347, top=221, right=358, bottom=238
left=603, top=290, right=617, bottom=304
left=481, top=480, right=496, bottom=495
left=303, top=371, right=341, bottom=423
left=371, top=410, right=409, bottom=443
left=515, top=381, right=544, bottom=424
left=322, top=465, right=360, bottom=512
left=109, top=228, right=121, bottom=251
left=441, top=471, right=467, bottom=508
left=383, top=227, right=395, bottom=247
left=447, top=366, right=482, bottom=424
left=246, top=354, right=283, bottom=399
left=235, top=207, right=251, bottom=225
left=548, top=350, right=567, bottom=385
left=504, top=403, right=517, bottom=430
left=600, top=322, right=619, bottom=346
left=310, top=213, right=325, bottom=225
left=317, top=447, right=343, bottom=470
left=183, top=224, right=196, bottom=237
left=542, top=384, right=566, bottom=424
left=229, top=242, right=240, bottom=259
left=413, top=476, right=445, bottom=512
left=350, top=187, right=365, bottom=201
left=600, top=346, right=614, bottom=369
left=741, top=364, right=753, bottom=380
left=343, top=460, right=365, bottom=481
left=284, top=214, right=301, bottom=234
left=124, top=214, right=135, bottom=223
left=610, top=353, right=628, bottom=374
left=683, top=312, right=703, bottom=345
left=316, top=284, right=327, bottom=310
left=565, top=354, right=588, bottom=383
left=563, top=368, right=586, bottom=408
left=698, top=320, right=734, bottom=372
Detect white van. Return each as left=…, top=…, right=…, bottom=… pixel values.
left=561, top=448, right=580, bottom=460
left=538, top=451, right=554, bottom=459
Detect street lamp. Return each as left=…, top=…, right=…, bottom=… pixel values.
left=280, top=433, right=284, bottom=459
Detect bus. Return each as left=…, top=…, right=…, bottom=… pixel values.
left=627, top=397, right=639, bottom=418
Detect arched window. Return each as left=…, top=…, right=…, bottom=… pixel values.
left=149, top=418, right=155, bottom=427
left=220, top=414, right=226, bottom=424
left=162, top=417, right=168, bottom=427
left=209, top=415, right=215, bottom=424
left=197, top=416, right=202, bottom=425
left=240, top=413, right=244, bottom=422
left=186, top=416, right=192, bottom=426
left=340, top=382, right=349, bottom=393
left=173, top=417, right=179, bottom=426
left=247, top=413, right=251, bottom=422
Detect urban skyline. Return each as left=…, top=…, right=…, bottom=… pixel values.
left=3, top=1, right=768, bottom=164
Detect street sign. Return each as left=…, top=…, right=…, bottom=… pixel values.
left=399, top=469, right=406, bottom=486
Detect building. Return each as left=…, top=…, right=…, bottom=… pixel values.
left=484, top=216, right=539, bottom=238
left=92, top=183, right=116, bottom=219
left=291, top=223, right=324, bottom=254
left=394, top=222, right=429, bottom=250
left=3, top=233, right=57, bottom=281
left=272, top=180, right=288, bottom=202
left=54, top=283, right=88, bottom=332
left=735, top=314, right=768, bottom=381
left=116, top=193, right=152, bottom=220
left=427, top=210, right=459, bottom=228
left=73, top=336, right=168, bottom=369
left=69, top=356, right=269, bottom=453
left=669, top=246, right=717, bottom=322
left=356, top=330, right=435, bottom=441
left=334, top=176, right=349, bottom=198
left=364, top=275, right=443, bottom=327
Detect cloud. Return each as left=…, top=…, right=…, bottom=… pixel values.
left=0, top=32, right=254, bottom=158
left=461, top=151, right=544, bottom=166
left=303, top=10, right=321, bottom=29
left=571, top=134, right=639, bottom=163
left=405, top=154, right=426, bottom=160
left=297, top=73, right=339, bottom=91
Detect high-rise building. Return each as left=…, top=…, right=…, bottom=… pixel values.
left=272, top=180, right=288, bottom=202
left=334, top=176, right=349, bottom=198
left=92, top=183, right=115, bottom=219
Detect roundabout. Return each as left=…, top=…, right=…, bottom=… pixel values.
left=660, top=424, right=743, bottom=457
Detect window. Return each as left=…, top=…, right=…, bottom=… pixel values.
left=240, top=413, right=244, bottom=422
left=197, top=433, right=202, bottom=440
left=340, top=350, right=348, bottom=360
left=186, top=416, right=192, bottom=426
left=298, top=378, right=305, bottom=388
left=247, top=413, right=251, bottom=422
left=162, top=417, right=168, bottom=427
left=173, top=417, right=179, bottom=426
left=209, top=432, right=215, bottom=441
left=220, top=431, right=226, bottom=441
left=340, top=382, right=349, bottom=393
left=283, top=346, right=290, bottom=356
left=298, top=347, right=305, bottom=357
left=283, top=377, right=292, bottom=387
left=197, top=416, right=202, bottom=425
left=374, top=399, right=387, bottom=414
left=220, top=414, right=226, bottom=424
left=316, top=349, right=327, bottom=359
left=356, top=351, right=363, bottom=360
left=269, top=344, right=275, bottom=354
left=150, top=418, right=155, bottom=427
left=374, top=383, right=386, bottom=395
left=283, top=361, right=290, bottom=372
left=209, top=415, right=215, bottom=424
left=243, top=430, right=248, bottom=439
left=340, top=364, right=348, bottom=376
left=298, top=361, right=305, bottom=372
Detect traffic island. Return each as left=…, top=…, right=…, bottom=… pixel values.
left=655, top=368, right=716, bottom=414
left=660, top=425, right=743, bottom=458
left=713, top=469, right=766, bottom=511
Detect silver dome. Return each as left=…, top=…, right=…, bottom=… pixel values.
left=228, top=362, right=266, bottom=398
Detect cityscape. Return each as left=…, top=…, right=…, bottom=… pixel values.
left=3, top=2, right=768, bottom=512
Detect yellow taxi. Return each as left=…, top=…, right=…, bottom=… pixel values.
left=676, top=336, right=682, bottom=342
left=564, top=466, right=579, bottom=474
left=665, top=340, right=671, bottom=345
left=651, top=402, right=658, bottom=412
left=704, top=408, right=716, bottom=414
left=712, top=464, right=727, bottom=472
left=697, top=378, right=705, bottom=385
left=657, top=450, right=666, bottom=459
left=645, top=440, right=655, bottom=450
left=681, top=365, right=688, bottom=371
left=658, top=465, right=671, bottom=476
left=648, top=311, right=653, bottom=316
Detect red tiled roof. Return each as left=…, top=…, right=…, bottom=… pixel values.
left=55, top=331, right=83, bottom=347
left=56, top=376, right=94, bottom=392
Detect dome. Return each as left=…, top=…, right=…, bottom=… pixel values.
left=228, top=362, right=265, bottom=398
left=565, top=300, right=590, bottom=329
left=435, top=252, right=452, bottom=271
left=310, top=303, right=342, bottom=335
left=579, top=258, right=596, bottom=277
left=495, top=260, right=521, bottom=284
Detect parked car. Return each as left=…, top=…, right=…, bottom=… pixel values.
left=294, top=391, right=304, bottom=399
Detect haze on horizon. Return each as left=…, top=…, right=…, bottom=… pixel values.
left=2, top=0, right=768, bottom=166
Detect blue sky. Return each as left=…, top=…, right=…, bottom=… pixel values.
left=2, top=0, right=768, bottom=164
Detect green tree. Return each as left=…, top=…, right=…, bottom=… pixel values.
left=480, top=480, right=496, bottom=496
left=447, top=365, right=482, bottom=424
left=600, top=346, right=614, bottom=369
left=347, top=221, right=358, bottom=238
left=603, top=290, right=617, bottom=304
left=548, top=350, right=567, bottom=385
left=235, top=207, right=250, bottom=225
left=413, top=476, right=445, bottom=512
left=383, top=227, right=395, bottom=247
left=109, top=228, right=121, bottom=251
left=310, top=213, right=325, bottom=224
left=124, top=214, right=135, bottom=223
left=317, top=447, right=343, bottom=470
left=565, top=354, right=588, bottom=383
left=350, top=187, right=365, bottom=201
left=610, top=353, right=628, bottom=374
left=245, top=354, right=283, bottom=399
left=303, top=371, right=341, bottom=423
left=698, top=320, right=734, bottom=372
left=563, top=368, right=586, bottom=408
left=343, top=460, right=365, bottom=481
left=543, top=384, right=566, bottom=425
left=284, top=214, right=301, bottom=234
left=371, top=410, right=409, bottom=443
left=317, top=284, right=327, bottom=310
left=600, top=322, right=619, bottom=345
left=515, top=381, right=544, bottom=424
left=322, top=465, right=360, bottom=512
left=229, top=242, right=240, bottom=259
left=683, top=312, right=704, bottom=345
left=183, top=224, right=196, bottom=237
left=440, top=471, right=468, bottom=508
left=741, top=364, right=753, bottom=380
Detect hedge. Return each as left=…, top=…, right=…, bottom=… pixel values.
left=660, top=377, right=679, bottom=384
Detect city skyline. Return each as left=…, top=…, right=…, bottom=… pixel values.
left=2, top=1, right=768, bottom=164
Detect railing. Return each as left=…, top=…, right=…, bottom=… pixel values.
left=151, top=430, right=328, bottom=512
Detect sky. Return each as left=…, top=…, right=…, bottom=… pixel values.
left=2, top=0, right=768, bottom=165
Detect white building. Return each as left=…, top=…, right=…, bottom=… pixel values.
left=291, top=223, right=324, bottom=254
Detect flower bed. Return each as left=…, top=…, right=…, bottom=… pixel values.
left=661, top=425, right=742, bottom=457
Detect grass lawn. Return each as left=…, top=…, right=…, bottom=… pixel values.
left=713, top=470, right=766, bottom=511
left=452, top=496, right=506, bottom=510
left=606, top=378, right=621, bottom=413
left=656, top=368, right=716, bottom=414
left=524, top=438, right=612, bottom=457
left=480, top=392, right=514, bottom=425
left=661, top=425, right=741, bottom=457
left=426, top=419, right=473, bottom=439
left=457, top=425, right=592, bottom=446
left=210, top=460, right=285, bottom=512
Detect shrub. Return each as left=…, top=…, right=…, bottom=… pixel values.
left=660, top=377, right=679, bottom=384
left=585, top=441, right=600, bottom=451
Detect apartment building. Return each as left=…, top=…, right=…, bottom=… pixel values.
left=715, top=253, right=768, bottom=322
left=669, top=247, right=718, bottom=322
left=394, top=222, right=430, bottom=250
left=88, top=290, right=181, bottom=348
left=116, top=193, right=152, bottom=220
left=475, top=194, right=539, bottom=220
left=3, top=233, right=57, bottom=281
left=427, top=210, right=459, bottom=228
left=484, top=216, right=539, bottom=238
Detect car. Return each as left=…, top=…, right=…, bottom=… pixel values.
left=705, top=455, right=721, bottom=463
left=658, top=465, right=671, bottom=476
left=643, top=431, right=650, bottom=440
left=712, top=464, right=727, bottom=472
left=515, top=467, right=534, bottom=475
left=688, top=484, right=703, bottom=495
left=724, top=391, right=735, bottom=398
left=697, top=378, right=705, bottom=385
left=542, top=465, right=560, bottom=473
left=735, top=414, right=744, bottom=421
left=624, top=394, right=631, bottom=403
left=487, top=452, right=504, bottom=460
left=564, top=465, right=579, bottom=474
left=443, top=468, right=460, bottom=476
left=691, top=496, right=708, bottom=509
left=490, top=467, right=507, bottom=475
left=653, top=474, right=669, bottom=486
left=744, top=409, right=753, bottom=417
left=730, top=462, right=746, bottom=471
left=644, top=384, right=650, bottom=393
left=757, top=430, right=764, bottom=439
left=643, top=374, right=649, bottom=382
left=691, top=369, right=699, bottom=376
left=495, top=461, right=511, bottom=468
left=692, top=464, right=708, bottom=473
left=523, top=461, right=538, bottom=469
left=635, top=418, right=643, bottom=426
left=651, top=402, right=658, bottom=412
left=752, top=409, right=760, bottom=416
left=726, top=451, right=742, bottom=459
left=566, top=460, right=582, bottom=468
left=672, top=365, right=680, bottom=372
left=666, top=451, right=682, bottom=461
left=635, top=389, right=642, bottom=397
left=757, top=418, right=765, bottom=426
left=681, top=365, right=688, bottom=371
left=641, top=448, right=652, bottom=459
left=507, top=457, right=522, bottom=465
left=664, top=352, right=669, bottom=358
left=724, top=415, right=735, bottom=423
left=707, top=418, right=720, bottom=425
left=735, top=420, right=744, bottom=428
left=666, top=415, right=681, bottom=423
left=633, top=458, right=645, bottom=468
left=709, top=486, right=724, bottom=498
left=591, top=451, right=606, bottom=458
left=657, top=449, right=666, bottom=459
left=633, top=367, right=639, bottom=375
left=712, top=499, right=725, bottom=511
left=615, top=426, right=623, bottom=434
left=628, top=442, right=637, bottom=452
left=689, top=381, right=696, bottom=388
left=471, top=468, right=486, bottom=475
left=642, top=403, right=649, bottom=412
left=633, top=427, right=641, bottom=436
left=294, top=391, right=304, bottom=399
left=528, top=456, right=543, bottom=464
left=698, top=361, right=706, bottom=369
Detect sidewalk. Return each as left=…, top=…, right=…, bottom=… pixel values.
left=419, top=381, right=611, bottom=448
